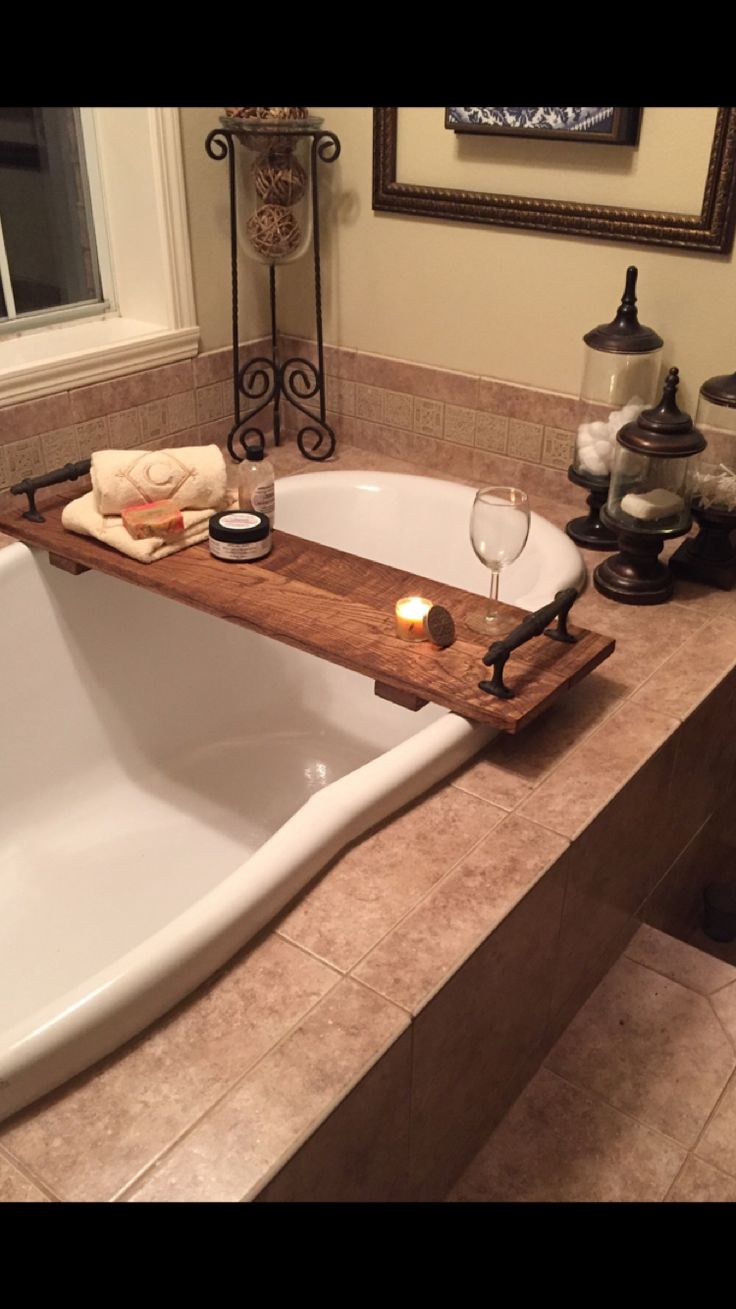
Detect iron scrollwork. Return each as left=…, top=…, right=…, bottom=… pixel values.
left=206, top=123, right=341, bottom=464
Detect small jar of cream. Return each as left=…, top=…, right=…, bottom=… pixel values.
left=208, top=510, right=272, bottom=562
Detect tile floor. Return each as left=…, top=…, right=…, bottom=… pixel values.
left=450, top=924, right=736, bottom=1202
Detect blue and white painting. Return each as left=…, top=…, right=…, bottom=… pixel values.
left=445, top=108, right=640, bottom=145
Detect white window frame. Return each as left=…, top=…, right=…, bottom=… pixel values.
left=0, top=107, right=199, bottom=406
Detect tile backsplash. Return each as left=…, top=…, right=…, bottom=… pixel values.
left=4, top=331, right=733, bottom=498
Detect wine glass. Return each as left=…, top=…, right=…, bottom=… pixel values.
left=468, top=486, right=530, bottom=634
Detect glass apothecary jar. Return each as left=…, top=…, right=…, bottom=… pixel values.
left=573, top=266, right=664, bottom=483
left=605, top=368, right=706, bottom=535
left=696, top=370, right=736, bottom=454
left=221, top=113, right=324, bottom=265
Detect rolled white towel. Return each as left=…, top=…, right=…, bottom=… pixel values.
left=91, top=444, right=229, bottom=515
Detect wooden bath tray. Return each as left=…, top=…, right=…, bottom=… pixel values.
left=0, top=495, right=614, bottom=733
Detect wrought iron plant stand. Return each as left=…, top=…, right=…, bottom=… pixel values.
left=205, top=119, right=341, bottom=463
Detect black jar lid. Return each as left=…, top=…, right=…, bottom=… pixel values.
left=617, top=367, right=707, bottom=458
left=209, top=509, right=270, bottom=543
left=583, top=266, right=664, bottom=356
left=700, top=370, right=736, bottom=411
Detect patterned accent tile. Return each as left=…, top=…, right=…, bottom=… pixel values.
left=40, top=426, right=79, bottom=471
left=108, top=408, right=142, bottom=450
left=382, top=390, right=413, bottom=430
left=166, top=390, right=197, bottom=435
left=543, top=426, right=574, bottom=469
left=4, top=436, right=43, bottom=482
left=355, top=383, right=383, bottom=422
left=444, top=404, right=476, bottom=446
left=143, top=429, right=202, bottom=452
left=138, top=399, right=169, bottom=442
left=196, top=383, right=224, bottom=425
left=475, top=411, right=508, bottom=454
left=326, top=378, right=356, bottom=417
left=507, top=418, right=543, bottom=463
left=413, top=396, right=444, bottom=438
left=75, top=417, right=109, bottom=459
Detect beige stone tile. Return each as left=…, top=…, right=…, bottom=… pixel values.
left=0, top=445, right=8, bottom=490
left=413, top=396, right=444, bottom=438
left=472, top=447, right=574, bottom=504
left=643, top=817, right=730, bottom=944
left=547, top=956, right=736, bottom=1147
left=689, top=925, right=736, bottom=969
left=631, top=619, right=736, bottom=721
left=475, top=411, right=508, bottom=454
left=75, top=416, right=109, bottom=458
left=70, top=361, right=194, bottom=422
left=712, top=980, right=736, bottom=1050
left=667, top=1155, right=736, bottom=1201
left=354, top=813, right=568, bottom=1015
left=670, top=580, right=736, bottom=623
left=137, top=398, right=169, bottom=442
left=40, top=426, right=79, bottom=471
left=450, top=1067, right=685, bottom=1202
left=668, top=675, right=736, bottom=860
left=4, top=436, right=43, bottom=483
left=410, top=862, right=566, bottom=1198
left=478, top=379, right=580, bottom=430
left=518, top=700, right=678, bottom=840
left=625, top=924, right=736, bottom=996
left=256, top=1028, right=411, bottom=1202
left=550, top=733, right=680, bottom=1029
left=195, top=383, right=224, bottom=425
left=0, top=1151, right=50, bottom=1202
left=695, top=1073, right=736, bottom=1177
left=327, top=377, right=356, bottom=417
left=568, top=585, right=705, bottom=691
left=356, top=353, right=478, bottom=407
left=278, top=786, right=505, bottom=973
left=382, top=389, right=412, bottom=429
left=355, top=383, right=383, bottom=422
left=542, top=426, right=574, bottom=469
left=0, top=936, right=337, bottom=1202
left=444, top=404, right=476, bottom=446
left=108, top=408, right=142, bottom=450
left=452, top=670, right=625, bottom=811
left=507, top=418, right=543, bottom=463
left=128, top=979, right=408, bottom=1202
left=0, top=392, right=73, bottom=443
left=166, top=391, right=197, bottom=435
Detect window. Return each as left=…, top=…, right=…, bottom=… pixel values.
left=0, top=107, right=198, bottom=405
left=0, top=107, right=111, bottom=331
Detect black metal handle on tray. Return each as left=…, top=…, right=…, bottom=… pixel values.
left=479, top=587, right=578, bottom=700
left=10, top=458, right=92, bottom=523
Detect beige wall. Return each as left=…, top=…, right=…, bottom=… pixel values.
left=181, top=107, right=736, bottom=412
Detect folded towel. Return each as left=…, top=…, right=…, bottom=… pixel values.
left=61, top=491, right=215, bottom=563
left=91, top=445, right=229, bottom=514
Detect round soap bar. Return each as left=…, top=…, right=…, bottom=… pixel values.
left=424, top=604, right=456, bottom=648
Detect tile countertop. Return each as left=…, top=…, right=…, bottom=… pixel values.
left=2, top=439, right=736, bottom=1202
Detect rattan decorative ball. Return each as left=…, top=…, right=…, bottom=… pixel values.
left=246, top=204, right=301, bottom=259
left=225, top=107, right=309, bottom=121
left=252, top=153, right=307, bottom=206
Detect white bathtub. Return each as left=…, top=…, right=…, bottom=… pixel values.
left=0, top=470, right=583, bottom=1120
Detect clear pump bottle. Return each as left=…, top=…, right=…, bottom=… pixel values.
left=238, top=442, right=275, bottom=523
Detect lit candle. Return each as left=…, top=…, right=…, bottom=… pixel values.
left=395, top=595, right=432, bottom=642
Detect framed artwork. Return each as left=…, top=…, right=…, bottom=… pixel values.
left=373, top=108, right=736, bottom=253
left=445, top=107, right=642, bottom=147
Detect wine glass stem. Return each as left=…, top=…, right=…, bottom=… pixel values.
left=486, top=569, right=500, bottom=622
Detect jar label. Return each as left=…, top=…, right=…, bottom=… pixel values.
left=220, top=512, right=262, bottom=531
left=209, top=536, right=272, bottom=561
left=252, top=482, right=275, bottom=519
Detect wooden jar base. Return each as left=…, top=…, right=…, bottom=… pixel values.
left=593, top=527, right=674, bottom=605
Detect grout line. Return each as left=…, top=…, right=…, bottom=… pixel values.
left=662, top=1153, right=691, bottom=1201
left=690, top=1064, right=736, bottom=1158
left=541, top=1065, right=691, bottom=1158
left=0, top=1140, right=62, bottom=1203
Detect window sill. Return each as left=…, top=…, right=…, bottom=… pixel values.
left=0, top=315, right=200, bottom=408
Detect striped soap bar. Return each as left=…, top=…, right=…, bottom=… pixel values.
left=121, top=499, right=185, bottom=541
